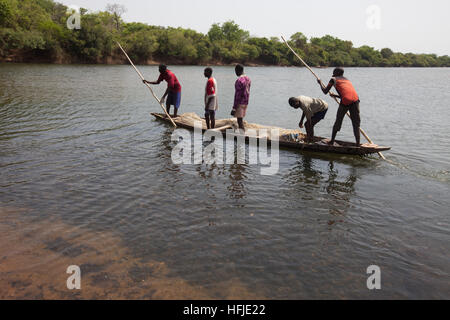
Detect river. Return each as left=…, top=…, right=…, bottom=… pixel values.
left=0, top=64, right=448, bottom=299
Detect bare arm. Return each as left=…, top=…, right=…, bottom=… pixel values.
left=161, top=87, right=169, bottom=101
left=299, top=112, right=306, bottom=128
left=318, top=79, right=334, bottom=95
left=143, top=80, right=160, bottom=85
left=318, top=79, right=341, bottom=100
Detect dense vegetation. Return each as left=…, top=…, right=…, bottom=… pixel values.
left=1, top=0, right=449, bottom=67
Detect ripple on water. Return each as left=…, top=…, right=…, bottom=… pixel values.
left=1, top=65, right=449, bottom=299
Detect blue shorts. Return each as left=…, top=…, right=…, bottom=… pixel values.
left=167, top=91, right=181, bottom=109
left=311, top=109, right=328, bottom=121
left=205, top=109, right=215, bottom=118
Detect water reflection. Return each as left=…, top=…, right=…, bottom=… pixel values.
left=285, top=155, right=359, bottom=218
left=325, top=162, right=357, bottom=200
left=227, top=164, right=248, bottom=200
left=155, top=127, right=181, bottom=175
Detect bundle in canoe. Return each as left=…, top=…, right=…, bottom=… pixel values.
left=151, top=112, right=391, bottom=156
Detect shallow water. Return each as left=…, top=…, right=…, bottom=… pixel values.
left=0, top=64, right=449, bottom=299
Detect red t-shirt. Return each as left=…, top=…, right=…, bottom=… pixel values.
left=331, top=76, right=359, bottom=106
left=206, top=77, right=217, bottom=96
left=157, top=70, right=181, bottom=92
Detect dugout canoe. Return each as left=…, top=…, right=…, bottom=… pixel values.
left=151, top=112, right=391, bottom=156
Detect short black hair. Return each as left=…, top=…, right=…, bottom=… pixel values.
left=333, top=67, right=344, bottom=77
left=235, top=64, right=244, bottom=74
left=204, top=67, right=213, bottom=75
left=159, top=64, right=167, bottom=73
left=289, top=97, right=299, bottom=108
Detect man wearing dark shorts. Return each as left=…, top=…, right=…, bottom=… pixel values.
left=143, top=64, right=182, bottom=117
left=319, top=67, right=361, bottom=146
left=288, top=96, right=329, bottom=143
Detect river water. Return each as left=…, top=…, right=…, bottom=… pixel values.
left=0, top=64, right=449, bottom=299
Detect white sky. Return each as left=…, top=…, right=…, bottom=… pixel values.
left=59, top=0, right=450, bottom=55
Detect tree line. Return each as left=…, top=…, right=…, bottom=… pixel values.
left=1, top=0, right=449, bottom=67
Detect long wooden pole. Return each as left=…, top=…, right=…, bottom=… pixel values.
left=116, top=42, right=177, bottom=128
left=281, top=36, right=385, bottom=159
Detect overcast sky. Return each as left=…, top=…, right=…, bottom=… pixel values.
left=59, top=0, right=450, bottom=55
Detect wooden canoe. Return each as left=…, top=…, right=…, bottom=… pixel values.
left=151, top=113, right=391, bottom=156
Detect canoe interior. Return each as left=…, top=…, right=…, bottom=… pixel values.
left=150, top=113, right=391, bottom=156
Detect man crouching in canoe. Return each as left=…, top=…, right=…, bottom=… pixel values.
left=289, top=96, right=328, bottom=143
left=143, top=64, right=182, bottom=118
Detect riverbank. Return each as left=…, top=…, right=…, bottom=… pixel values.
left=0, top=50, right=279, bottom=67
left=2, top=55, right=449, bottom=68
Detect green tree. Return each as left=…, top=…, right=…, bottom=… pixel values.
left=1, top=0, right=450, bottom=67
left=290, top=32, right=307, bottom=49
left=357, top=45, right=382, bottom=66
left=0, top=0, right=11, bottom=26
left=380, top=48, right=394, bottom=59
left=207, top=20, right=249, bottom=42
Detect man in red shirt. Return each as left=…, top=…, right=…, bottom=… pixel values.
left=144, top=64, right=182, bottom=117
left=319, top=67, right=361, bottom=147
left=204, top=67, right=218, bottom=129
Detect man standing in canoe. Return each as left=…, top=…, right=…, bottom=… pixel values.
left=204, top=67, right=218, bottom=129
left=318, top=67, right=361, bottom=146
left=231, top=64, right=251, bottom=132
left=288, top=96, right=328, bottom=143
left=143, top=64, right=182, bottom=118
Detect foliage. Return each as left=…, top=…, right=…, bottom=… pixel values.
left=0, top=0, right=449, bottom=67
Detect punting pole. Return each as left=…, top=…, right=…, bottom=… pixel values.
left=116, top=42, right=177, bottom=128
left=281, top=36, right=385, bottom=160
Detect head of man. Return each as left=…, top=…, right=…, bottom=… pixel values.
left=333, top=67, right=344, bottom=77
left=289, top=97, right=301, bottom=109
left=159, top=64, right=167, bottom=74
left=204, top=67, right=213, bottom=78
left=235, top=64, right=244, bottom=77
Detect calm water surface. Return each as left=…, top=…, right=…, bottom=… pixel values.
left=0, top=64, right=449, bottom=299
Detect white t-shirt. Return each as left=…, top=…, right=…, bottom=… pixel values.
left=295, top=96, right=328, bottom=120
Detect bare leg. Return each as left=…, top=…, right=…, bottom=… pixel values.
left=306, top=118, right=321, bottom=142
left=353, top=126, right=361, bottom=147
left=330, top=105, right=347, bottom=145
left=305, top=120, right=313, bottom=142
left=349, top=102, right=361, bottom=147
left=329, top=128, right=338, bottom=145
left=211, top=113, right=215, bottom=129
left=205, top=112, right=211, bottom=129
left=237, top=118, right=245, bottom=132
